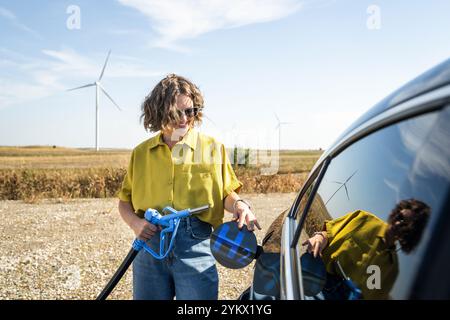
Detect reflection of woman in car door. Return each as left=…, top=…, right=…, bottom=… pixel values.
left=302, top=199, right=430, bottom=299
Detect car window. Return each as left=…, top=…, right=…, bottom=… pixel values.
left=296, top=107, right=450, bottom=300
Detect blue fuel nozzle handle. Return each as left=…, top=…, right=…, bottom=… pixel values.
left=131, top=205, right=210, bottom=259
left=344, top=278, right=362, bottom=300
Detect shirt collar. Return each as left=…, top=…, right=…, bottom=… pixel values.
left=377, top=223, right=398, bottom=252
left=148, top=128, right=198, bottom=150
left=147, top=132, right=165, bottom=150
left=377, top=222, right=388, bottom=239
left=181, top=128, right=198, bottom=150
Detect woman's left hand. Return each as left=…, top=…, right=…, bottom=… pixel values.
left=233, top=202, right=262, bottom=232
left=302, top=232, right=328, bottom=258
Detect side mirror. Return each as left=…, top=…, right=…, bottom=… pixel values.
left=300, top=253, right=327, bottom=296
left=210, top=221, right=259, bottom=269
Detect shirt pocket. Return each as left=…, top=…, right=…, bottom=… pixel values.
left=177, top=170, right=214, bottom=208
left=179, top=163, right=214, bottom=174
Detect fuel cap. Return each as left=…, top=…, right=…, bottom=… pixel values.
left=210, top=221, right=258, bottom=269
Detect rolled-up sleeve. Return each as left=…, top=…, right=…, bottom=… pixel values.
left=221, top=144, right=243, bottom=199
left=118, top=150, right=134, bottom=203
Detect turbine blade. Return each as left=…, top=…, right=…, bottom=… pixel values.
left=203, top=114, right=217, bottom=127
left=66, top=83, right=95, bottom=91
left=325, top=186, right=342, bottom=205
left=99, top=85, right=122, bottom=111
left=98, top=50, right=111, bottom=81
left=344, top=184, right=350, bottom=201
left=345, top=170, right=358, bottom=183
left=274, top=112, right=280, bottom=123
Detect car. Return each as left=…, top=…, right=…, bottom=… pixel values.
left=215, top=58, right=450, bottom=300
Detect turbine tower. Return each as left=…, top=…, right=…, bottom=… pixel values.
left=67, top=50, right=122, bottom=151
left=274, top=113, right=292, bottom=151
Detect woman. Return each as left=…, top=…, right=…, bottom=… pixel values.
left=117, top=74, right=261, bottom=300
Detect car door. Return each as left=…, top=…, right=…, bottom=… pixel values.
left=288, top=105, right=450, bottom=299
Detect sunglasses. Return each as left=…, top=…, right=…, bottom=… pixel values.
left=176, top=107, right=202, bottom=118
left=394, top=209, right=413, bottom=225
left=394, top=214, right=405, bottom=224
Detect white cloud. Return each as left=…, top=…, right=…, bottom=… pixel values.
left=107, top=28, right=141, bottom=36
left=0, top=7, right=15, bottom=20
left=0, top=6, right=41, bottom=38
left=42, top=48, right=163, bottom=79
left=0, top=81, right=56, bottom=107
left=117, top=0, right=303, bottom=50
left=0, top=48, right=163, bottom=108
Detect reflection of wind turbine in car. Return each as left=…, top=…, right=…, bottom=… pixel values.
left=325, top=170, right=358, bottom=205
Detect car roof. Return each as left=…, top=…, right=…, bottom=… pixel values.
left=315, top=57, right=450, bottom=168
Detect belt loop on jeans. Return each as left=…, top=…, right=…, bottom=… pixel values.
left=185, top=216, right=191, bottom=232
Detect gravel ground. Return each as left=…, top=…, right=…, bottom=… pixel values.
left=0, top=193, right=296, bottom=300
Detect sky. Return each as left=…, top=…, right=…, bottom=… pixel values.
left=0, top=0, right=450, bottom=150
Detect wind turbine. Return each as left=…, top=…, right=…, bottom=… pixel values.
left=325, top=170, right=358, bottom=205
left=67, top=50, right=122, bottom=151
left=274, top=113, right=292, bottom=151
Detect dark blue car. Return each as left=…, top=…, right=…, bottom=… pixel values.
left=226, top=58, right=450, bottom=300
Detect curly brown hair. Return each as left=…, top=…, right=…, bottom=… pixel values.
left=140, top=74, right=204, bottom=132
left=388, top=199, right=431, bottom=253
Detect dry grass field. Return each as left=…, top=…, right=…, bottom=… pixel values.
left=0, top=146, right=322, bottom=201
left=0, top=146, right=322, bottom=171
left=0, top=146, right=131, bottom=169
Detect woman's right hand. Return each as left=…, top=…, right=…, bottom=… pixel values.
left=131, top=218, right=159, bottom=241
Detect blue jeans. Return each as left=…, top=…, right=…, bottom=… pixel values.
left=132, top=216, right=218, bottom=300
